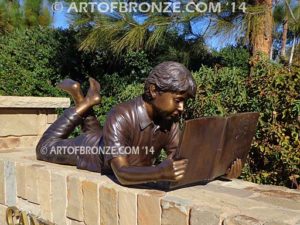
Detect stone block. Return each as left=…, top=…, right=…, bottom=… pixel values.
left=82, top=180, right=99, bottom=225
left=47, top=113, right=57, bottom=124
left=19, top=136, right=39, bottom=149
left=222, top=215, right=263, bottom=225
left=0, top=161, right=5, bottom=204
left=137, top=190, right=165, bottom=225
left=190, top=206, right=220, bottom=225
left=0, top=136, right=39, bottom=151
left=0, top=204, right=7, bottom=225
left=0, top=96, right=70, bottom=108
left=264, top=222, right=290, bottom=225
left=4, top=161, right=17, bottom=206
left=51, top=171, right=69, bottom=225
left=37, top=111, right=48, bottom=135
left=26, top=164, right=45, bottom=204
left=16, top=163, right=26, bottom=199
left=67, top=219, right=86, bottom=225
left=38, top=167, right=52, bottom=221
left=99, top=185, right=118, bottom=225
left=66, top=175, right=84, bottom=221
left=161, top=199, right=189, bottom=225
left=119, top=190, right=137, bottom=225
left=0, top=137, right=21, bottom=150
left=17, top=197, right=41, bottom=218
left=0, top=113, right=39, bottom=136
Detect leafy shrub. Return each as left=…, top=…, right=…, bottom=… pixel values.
left=0, top=28, right=64, bottom=96
left=186, top=61, right=300, bottom=187
left=117, top=83, right=144, bottom=102
left=122, top=51, right=152, bottom=81
left=245, top=59, right=300, bottom=186
left=186, top=66, right=248, bottom=118
left=99, top=73, right=128, bottom=97
left=212, top=46, right=250, bottom=72
left=94, top=96, right=118, bottom=126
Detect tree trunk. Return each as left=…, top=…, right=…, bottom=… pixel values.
left=270, top=40, right=274, bottom=60
left=280, top=16, right=288, bottom=58
left=289, top=35, right=296, bottom=65
left=249, top=0, right=273, bottom=62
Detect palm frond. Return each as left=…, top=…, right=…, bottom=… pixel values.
left=273, top=4, right=285, bottom=24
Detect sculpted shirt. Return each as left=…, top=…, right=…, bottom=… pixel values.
left=100, top=96, right=179, bottom=171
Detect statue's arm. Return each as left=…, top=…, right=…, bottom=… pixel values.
left=110, top=156, right=188, bottom=185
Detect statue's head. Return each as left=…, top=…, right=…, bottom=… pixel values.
left=143, top=61, right=196, bottom=121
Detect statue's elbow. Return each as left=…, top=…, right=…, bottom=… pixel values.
left=113, top=170, right=132, bottom=186
left=112, top=167, right=138, bottom=186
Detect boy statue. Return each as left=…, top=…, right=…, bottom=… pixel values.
left=36, top=61, right=241, bottom=185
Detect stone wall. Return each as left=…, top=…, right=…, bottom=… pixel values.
left=0, top=149, right=300, bottom=225
left=0, top=96, right=70, bottom=150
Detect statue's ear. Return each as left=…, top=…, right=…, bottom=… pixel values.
left=149, top=84, right=157, bottom=99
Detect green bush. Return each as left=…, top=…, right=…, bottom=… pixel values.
left=186, top=66, right=248, bottom=118
left=212, top=46, right=250, bottom=72
left=245, top=59, right=300, bottom=187
left=117, top=83, right=144, bottom=102
left=186, top=61, right=300, bottom=187
left=0, top=28, right=69, bottom=96
left=122, top=51, right=152, bottom=81
left=94, top=96, right=118, bottom=126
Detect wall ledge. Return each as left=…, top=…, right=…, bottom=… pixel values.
left=0, top=96, right=70, bottom=108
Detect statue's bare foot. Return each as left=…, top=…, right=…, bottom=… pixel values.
left=57, top=79, right=84, bottom=105
left=85, top=77, right=101, bottom=106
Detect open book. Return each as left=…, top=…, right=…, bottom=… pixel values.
left=167, top=112, right=259, bottom=189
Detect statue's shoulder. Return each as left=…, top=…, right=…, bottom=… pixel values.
left=108, top=96, right=141, bottom=118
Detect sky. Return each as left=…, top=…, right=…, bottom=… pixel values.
left=53, top=11, right=69, bottom=29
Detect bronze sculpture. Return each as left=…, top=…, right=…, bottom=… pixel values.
left=36, top=61, right=242, bottom=185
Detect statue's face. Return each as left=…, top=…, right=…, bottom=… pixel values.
left=152, top=91, right=188, bottom=121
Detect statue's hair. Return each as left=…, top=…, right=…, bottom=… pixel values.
left=143, top=61, right=196, bottom=101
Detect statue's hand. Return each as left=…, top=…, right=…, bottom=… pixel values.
left=225, top=158, right=242, bottom=179
left=157, top=158, right=188, bottom=182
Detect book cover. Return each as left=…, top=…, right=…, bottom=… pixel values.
left=171, top=112, right=259, bottom=188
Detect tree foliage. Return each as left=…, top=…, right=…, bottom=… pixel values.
left=0, top=28, right=76, bottom=96
left=0, top=0, right=52, bottom=34
left=73, top=0, right=274, bottom=60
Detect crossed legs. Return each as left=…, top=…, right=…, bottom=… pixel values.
left=57, top=78, right=102, bottom=134
left=36, top=78, right=103, bottom=172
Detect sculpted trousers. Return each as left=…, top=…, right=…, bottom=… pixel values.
left=36, top=108, right=103, bottom=172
